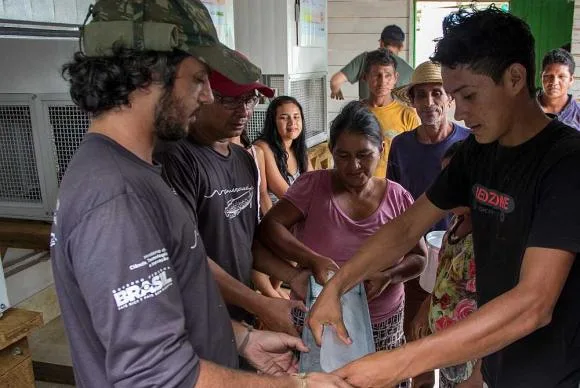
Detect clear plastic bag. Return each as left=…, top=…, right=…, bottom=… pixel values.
left=320, top=283, right=375, bottom=372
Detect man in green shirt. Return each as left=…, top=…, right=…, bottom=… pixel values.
left=330, top=25, right=414, bottom=100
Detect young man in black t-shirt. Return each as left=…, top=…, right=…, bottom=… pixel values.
left=307, top=7, right=580, bottom=388
left=156, top=68, right=308, bottom=338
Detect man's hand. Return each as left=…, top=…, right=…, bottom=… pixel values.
left=364, top=271, right=392, bottom=301
left=330, top=89, right=344, bottom=100
left=257, top=296, right=306, bottom=337
left=309, top=256, right=340, bottom=286
left=307, top=283, right=351, bottom=346
left=240, top=329, right=306, bottom=375
left=410, top=296, right=432, bottom=341
left=333, top=349, right=410, bottom=388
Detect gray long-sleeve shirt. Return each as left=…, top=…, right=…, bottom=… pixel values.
left=51, top=134, right=237, bottom=388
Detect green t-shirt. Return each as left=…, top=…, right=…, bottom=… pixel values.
left=340, top=52, right=413, bottom=100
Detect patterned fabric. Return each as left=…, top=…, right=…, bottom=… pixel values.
left=429, top=229, right=478, bottom=385
left=371, top=302, right=405, bottom=351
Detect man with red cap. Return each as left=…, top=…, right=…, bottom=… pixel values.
left=155, top=66, right=308, bottom=346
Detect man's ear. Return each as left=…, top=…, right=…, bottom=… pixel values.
left=504, top=63, right=527, bottom=96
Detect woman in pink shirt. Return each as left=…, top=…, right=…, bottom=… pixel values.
left=260, top=101, right=427, bottom=357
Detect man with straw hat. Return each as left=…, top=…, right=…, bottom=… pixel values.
left=50, top=0, right=351, bottom=387
left=389, top=61, right=470, bottom=231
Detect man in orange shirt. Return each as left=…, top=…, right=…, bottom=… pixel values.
left=363, top=48, right=420, bottom=177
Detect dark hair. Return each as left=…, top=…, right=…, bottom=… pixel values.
left=257, top=96, right=308, bottom=184
left=561, top=42, right=571, bottom=53
left=542, top=48, right=575, bottom=75
left=442, top=140, right=464, bottom=161
left=431, top=6, right=536, bottom=98
left=329, top=101, right=382, bottom=151
left=380, top=25, right=405, bottom=49
left=364, top=48, right=397, bottom=76
left=62, top=44, right=189, bottom=116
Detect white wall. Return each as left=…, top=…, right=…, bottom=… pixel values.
left=0, top=37, right=78, bottom=94
left=327, top=0, right=412, bottom=122
left=0, top=0, right=92, bottom=25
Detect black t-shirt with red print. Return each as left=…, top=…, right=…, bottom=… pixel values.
left=427, top=120, right=580, bottom=388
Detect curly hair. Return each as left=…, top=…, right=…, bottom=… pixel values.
left=256, top=96, right=309, bottom=184
left=363, top=48, right=398, bottom=76
left=329, top=101, right=382, bottom=151
left=431, top=6, right=536, bottom=97
left=62, top=44, right=189, bottom=116
left=542, top=48, right=576, bottom=75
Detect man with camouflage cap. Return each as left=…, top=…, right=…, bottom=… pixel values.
left=51, top=1, right=351, bottom=387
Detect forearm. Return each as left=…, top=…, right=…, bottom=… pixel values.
left=330, top=72, right=346, bottom=92
left=330, top=196, right=438, bottom=295
left=196, top=360, right=297, bottom=388
left=260, top=193, right=273, bottom=215
left=208, top=258, right=264, bottom=316
left=260, top=219, right=323, bottom=268
left=331, top=219, right=419, bottom=295
left=252, top=240, right=300, bottom=283
left=400, top=285, right=550, bottom=379
left=384, top=253, right=426, bottom=284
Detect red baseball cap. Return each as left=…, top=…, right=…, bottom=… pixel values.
left=210, top=70, right=275, bottom=98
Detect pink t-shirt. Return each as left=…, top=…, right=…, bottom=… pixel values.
left=285, top=170, right=414, bottom=323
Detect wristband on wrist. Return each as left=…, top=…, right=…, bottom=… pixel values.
left=237, top=321, right=253, bottom=354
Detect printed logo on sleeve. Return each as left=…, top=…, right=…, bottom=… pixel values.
left=129, top=248, right=170, bottom=271
left=50, top=233, right=57, bottom=248
left=112, top=267, right=173, bottom=310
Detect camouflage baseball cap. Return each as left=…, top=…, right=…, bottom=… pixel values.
left=82, top=0, right=261, bottom=85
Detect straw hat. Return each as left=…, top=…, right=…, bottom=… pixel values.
left=393, top=61, right=443, bottom=103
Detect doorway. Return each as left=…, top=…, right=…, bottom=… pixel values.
left=414, top=1, right=510, bottom=66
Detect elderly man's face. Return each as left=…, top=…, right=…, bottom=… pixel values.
left=410, top=83, right=451, bottom=127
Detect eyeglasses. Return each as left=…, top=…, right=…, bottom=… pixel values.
left=213, top=91, right=260, bottom=110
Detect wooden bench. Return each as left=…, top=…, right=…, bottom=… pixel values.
left=308, top=142, right=333, bottom=170
left=0, top=308, right=43, bottom=388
